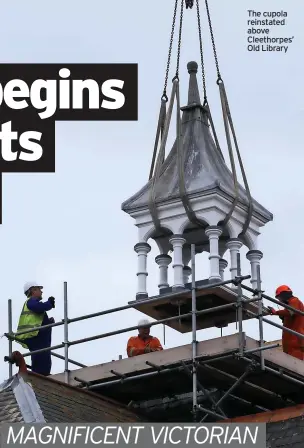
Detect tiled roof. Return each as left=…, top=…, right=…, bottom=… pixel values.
left=0, top=378, right=23, bottom=423
left=221, top=404, right=304, bottom=448
left=0, top=374, right=45, bottom=423
left=29, top=372, right=143, bottom=423
left=0, top=372, right=143, bottom=423
left=267, top=416, right=304, bottom=447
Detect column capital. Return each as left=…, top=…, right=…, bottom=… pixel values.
left=226, top=238, right=243, bottom=250
left=205, top=226, right=223, bottom=237
left=134, top=242, right=151, bottom=254
left=169, top=234, right=186, bottom=244
left=219, top=258, right=228, bottom=268
left=246, top=250, right=263, bottom=261
left=155, top=254, right=172, bottom=265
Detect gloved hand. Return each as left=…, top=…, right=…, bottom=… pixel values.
left=267, top=307, right=276, bottom=315
left=48, top=297, right=55, bottom=308
left=49, top=317, right=55, bottom=324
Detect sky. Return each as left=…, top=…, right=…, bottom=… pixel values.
left=0, top=0, right=303, bottom=381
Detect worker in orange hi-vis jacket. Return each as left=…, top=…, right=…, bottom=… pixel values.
left=127, top=319, right=163, bottom=357
left=268, top=285, right=304, bottom=360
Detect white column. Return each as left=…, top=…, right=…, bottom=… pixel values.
left=134, top=242, right=151, bottom=299
left=246, top=250, right=263, bottom=291
left=226, top=238, right=243, bottom=288
left=205, top=226, right=222, bottom=281
left=155, top=254, right=172, bottom=290
left=183, top=266, right=192, bottom=284
left=219, top=258, right=228, bottom=281
left=169, top=235, right=186, bottom=291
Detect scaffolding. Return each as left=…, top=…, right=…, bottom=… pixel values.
left=4, top=244, right=304, bottom=422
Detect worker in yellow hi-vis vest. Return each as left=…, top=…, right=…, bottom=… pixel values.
left=16, top=281, right=55, bottom=376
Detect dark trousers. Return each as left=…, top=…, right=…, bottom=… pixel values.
left=26, top=329, right=52, bottom=376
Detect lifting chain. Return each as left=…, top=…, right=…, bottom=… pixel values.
left=148, top=0, right=179, bottom=181
left=204, top=0, right=222, bottom=83
left=162, top=0, right=179, bottom=102
left=149, top=0, right=183, bottom=182
left=149, top=0, right=253, bottom=238
left=195, top=0, right=224, bottom=161
left=175, top=0, right=184, bottom=80
left=148, top=0, right=187, bottom=232
left=148, top=0, right=184, bottom=232
left=202, top=0, right=253, bottom=235
left=162, top=0, right=184, bottom=95
left=195, top=0, right=207, bottom=104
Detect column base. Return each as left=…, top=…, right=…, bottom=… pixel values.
left=136, top=293, right=148, bottom=301
left=158, top=284, right=169, bottom=290
left=209, top=276, right=222, bottom=284
left=172, top=285, right=185, bottom=292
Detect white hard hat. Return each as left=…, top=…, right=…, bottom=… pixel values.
left=23, top=282, right=43, bottom=294
left=138, top=319, right=150, bottom=327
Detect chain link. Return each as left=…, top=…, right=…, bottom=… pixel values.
left=175, top=0, right=184, bottom=79
left=195, top=0, right=207, bottom=103
left=163, top=0, right=222, bottom=97
left=204, top=0, right=222, bottom=82
left=162, top=0, right=179, bottom=101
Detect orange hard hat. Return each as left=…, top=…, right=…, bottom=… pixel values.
left=275, top=285, right=292, bottom=297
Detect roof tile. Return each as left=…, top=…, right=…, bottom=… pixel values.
left=0, top=379, right=24, bottom=423
left=28, top=372, right=144, bottom=423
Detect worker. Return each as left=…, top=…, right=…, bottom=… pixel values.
left=16, top=282, right=55, bottom=376
left=127, top=319, right=163, bottom=357
left=268, top=285, right=304, bottom=360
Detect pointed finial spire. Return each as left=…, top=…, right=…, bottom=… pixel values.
left=185, top=0, right=194, bottom=8
left=187, top=61, right=201, bottom=107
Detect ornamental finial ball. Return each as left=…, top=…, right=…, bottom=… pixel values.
left=187, top=61, right=198, bottom=73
